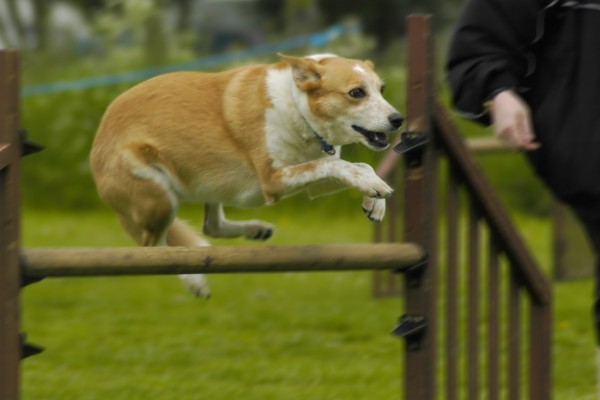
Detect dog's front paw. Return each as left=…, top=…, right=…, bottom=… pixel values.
left=363, top=176, right=394, bottom=199
left=179, top=274, right=212, bottom=298
left=350, top=164, right=393, bottom=199
left=362, top=196, right=386, bottom=222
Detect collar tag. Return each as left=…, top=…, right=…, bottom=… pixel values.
left=314, top=133, right=336, bottom=155
left=300, top=114, right=337, bottom=156
left=321, top=141, right=336, bottom=156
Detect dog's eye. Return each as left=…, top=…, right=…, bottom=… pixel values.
left=348, top=88, right=366, bottom=99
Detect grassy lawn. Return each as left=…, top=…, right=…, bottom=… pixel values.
left=20, top=204, right=598, bottom=399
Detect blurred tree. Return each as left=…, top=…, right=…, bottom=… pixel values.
left=31, top=0, right=49, bottom=50
left=143, top=0, right=168, bottom=64
left=28, top=0, right=104, bottom=51
left=174, top=0, right=192, bottom=33
left=318, top=0, right=457, bottom=51
left=258, top=0, right=321, bottom=36
left=318, top=0, right=410, bottom=50
left=68, top=0, right=106, bottom=17
left=285, top=0, right=321, bottom=35
left=5, top=0, right=26, bottom=46
left=257, top=0, right=285, bottom=32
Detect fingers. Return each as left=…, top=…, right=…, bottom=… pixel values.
left=491, top=90, right=541, bottom=151
left=497, top=127, right=541, bottom=150
left=498, top=114, right=541, bottom=151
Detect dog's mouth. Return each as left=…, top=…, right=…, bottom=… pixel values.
left=352, top=125, right=389, bottom=149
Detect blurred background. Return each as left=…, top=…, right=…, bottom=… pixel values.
left=5, top=2, right=597, bottom=399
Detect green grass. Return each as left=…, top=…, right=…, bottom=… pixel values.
left=21, top=204, right=405, bottom=400
left=20, top=205, right=599, bottom=399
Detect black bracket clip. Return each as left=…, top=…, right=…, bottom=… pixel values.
left=398, top=254, right=427, bottom=288
left=391, top=314, right=427, bottom=351
left=21, top=333, right=44, bottom=359
left=19, top=129, right=44, bottom=158
left=21, top=273, right=44, bottom=288
left=393, top=131, right=429, bottom=168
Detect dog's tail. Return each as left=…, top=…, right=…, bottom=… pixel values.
left=167, top=218, right=212, bottom=298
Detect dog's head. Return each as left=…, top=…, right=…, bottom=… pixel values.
left=280, top=53, right=403, bottom=151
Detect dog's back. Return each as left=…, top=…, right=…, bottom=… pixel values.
left=91, top=65, right=275, bottom=211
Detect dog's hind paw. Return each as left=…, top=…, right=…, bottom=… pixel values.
left=203, top=217, right=275, bottom=241
left=245, top=222, right=275, bottom=241
left=362, top=196, right=386, bottom=222
left=179, top=274, right=212, bottom=299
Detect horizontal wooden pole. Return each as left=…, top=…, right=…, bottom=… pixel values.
left=467, top=137, right=509, bottom=154
left=21, top=243, right=425, bottom=278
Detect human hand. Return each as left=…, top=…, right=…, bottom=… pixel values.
left=489, top=90, right=541, bottom=151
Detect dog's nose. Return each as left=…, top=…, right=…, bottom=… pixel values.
left=388, top=113, right=404, bottom=130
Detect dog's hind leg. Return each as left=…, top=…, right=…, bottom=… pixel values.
left=203, top=203, right=274, bottom=241
left=117, top=212, right=212, bottom=298
left=95, top=146, right=211, bottom=297
left=113, top=185, right=175, bottom=248
left=167, top=218, right=211, bottom=298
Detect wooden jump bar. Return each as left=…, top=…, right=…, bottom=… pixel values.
left=21, top=243, right=425, bottom=278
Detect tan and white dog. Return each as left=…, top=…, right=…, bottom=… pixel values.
left=90, top=53, right=403, bottom=297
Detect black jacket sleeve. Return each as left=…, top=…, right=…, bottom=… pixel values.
left=446, top=0, right=547, bottom=124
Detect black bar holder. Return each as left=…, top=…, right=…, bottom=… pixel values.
left=393, top=130, right=430, bottom=168
left=392, top=314, right=428, bottom=351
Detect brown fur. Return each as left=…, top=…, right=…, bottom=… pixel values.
left=91, top=67, right=275, bottom=246
left=90, top=55, right=400, bottom=264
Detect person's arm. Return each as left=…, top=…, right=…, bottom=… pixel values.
left=446, top=0, right=545, bottom=150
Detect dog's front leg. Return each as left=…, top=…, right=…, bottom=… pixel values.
left=268, top=158, right=392, bottom=220
left=306, top=162, right=388, bottom=222
left=354, top=163, right=388, bottom=222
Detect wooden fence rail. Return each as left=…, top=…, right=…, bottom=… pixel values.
left=377, top=15, right=552, bottom=399
left=22, top=243, right=424, bottom=278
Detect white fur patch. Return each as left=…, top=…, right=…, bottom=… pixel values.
left=131, top=164, right=180, bottom=211
left=264, top=67, right=323, bottom=169
left=353, top=64, right=366, bottom=75
left=307, top=53, right=338, bottom=61
left=179, top=274, right=211, bottom=298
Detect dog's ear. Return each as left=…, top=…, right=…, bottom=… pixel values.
left=278, top=53, right=322, bottom=92
left=363, top=59, right=375, bottom=70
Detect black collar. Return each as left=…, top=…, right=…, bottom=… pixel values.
left=314, top=131, right=336, bottom=155
left=300, top=115, right=336, bottom=156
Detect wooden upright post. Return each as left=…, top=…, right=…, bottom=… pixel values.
left=402, top=15, right=437, bottom=400
left=0, top=50, right=22, bottom=400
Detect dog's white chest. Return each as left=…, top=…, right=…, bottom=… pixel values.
left=264, top=68, right=324, bottom=169
left=264, top=118, right=324, bottom=168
